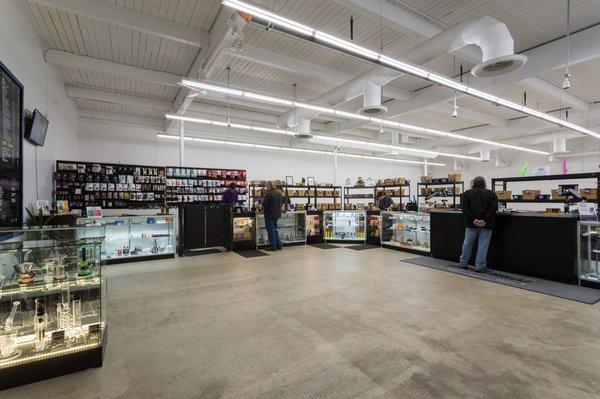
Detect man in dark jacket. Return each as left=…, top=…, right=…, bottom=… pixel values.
left=262, top=181, right=283, bottom=251
left=459, top=176, right=498, bottom=272
left=377, top=190, right=394, bottom=210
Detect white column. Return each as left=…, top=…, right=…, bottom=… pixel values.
left=179, top=120, right=185, bottom=166
left=333, top=148, right=339, bottom=185
left=423, top=159, right=429, bottom=176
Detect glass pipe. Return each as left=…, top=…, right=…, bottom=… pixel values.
left=77, top=247, right=91, bottom=277
left=0, top=332, right=17, bottom=358
left=54, top=255, right=68, bottom=282
left=4, top=301, right=20, bottom=332
left=33, top=299, right=48, bottom=352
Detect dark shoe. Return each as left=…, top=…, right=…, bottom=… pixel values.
left=277, top=247, right=283, bottom=250
left=458, top=263, right=468, bottom=269
left=266, top=248, right=278, bottom=252
left=473, top=267, right=488, bottom=273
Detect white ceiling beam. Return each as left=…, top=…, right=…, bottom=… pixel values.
left=523, top=77, right=590, bottom=112
left=45, top=49, right=181, bottom=86
left=27, top=0, right=209, bottom=47
left=78, top=110, right=164, bottom=129
left=66, top=86, right=172, bottom=110
left=429, top=103, right=508, bottom=127
left=168, top=8, right=244, bottom=132
left=224, top=45, right=353, bottom=83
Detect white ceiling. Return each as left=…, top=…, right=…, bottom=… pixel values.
left=22, top=0, right=600, bottom=160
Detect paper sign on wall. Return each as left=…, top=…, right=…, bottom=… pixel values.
left=578, top=202, right=598, bottom=222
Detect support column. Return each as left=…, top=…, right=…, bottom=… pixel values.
left=179, top=120, right=185, bottom=166
left=333, top=148, right=339, bottom=185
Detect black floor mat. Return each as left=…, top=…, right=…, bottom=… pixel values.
left=402, top=256, right=600, bottom=304
left=346, top=244, right=380, bottom=251
left=234, top=250, right=270, bottom=258
left=182, top=248, right=223, bottom=256
left=309, top=243, right=339, bottom=249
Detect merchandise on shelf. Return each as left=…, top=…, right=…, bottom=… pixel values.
left=165, top=167, right=247, bottom=205
left=323, top=211, right=366, bottom=241
left=307, top=214, right=322, bottom=236
left=381, top=212, right=430, bottom=253
left=0, top=227, right=106, bottom=389
left=54, top=161, right=165, bottom=210
left=76, top=215, right=176, bottom=262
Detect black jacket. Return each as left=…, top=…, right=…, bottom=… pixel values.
left=461, top=188, right=498, bottom=229
left=263, top=190, right=283, bottom=220
left=378, top=196, right=394, bottom=210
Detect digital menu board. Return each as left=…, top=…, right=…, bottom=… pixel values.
left=0, top=61, right=23, bottom=227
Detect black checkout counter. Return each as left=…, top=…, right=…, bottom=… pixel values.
left=430, top=210, right=578, bottom=283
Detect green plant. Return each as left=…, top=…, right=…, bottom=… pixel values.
left=25, top=205, right=55, bottom=228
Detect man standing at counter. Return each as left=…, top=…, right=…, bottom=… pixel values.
left=263, top=181, right=283, bottom=251
left=459, top=177, right=498, bottom=272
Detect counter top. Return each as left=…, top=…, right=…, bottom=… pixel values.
left=430, top=210, right=579, bottom=219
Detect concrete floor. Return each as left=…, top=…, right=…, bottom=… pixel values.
left=5, top=245, right=600, bottom=398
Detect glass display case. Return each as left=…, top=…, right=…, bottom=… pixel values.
left=256, top=212, right=306, bottom=247
left=578, top=221, right=600, bottom=284
left=381, top=212, right=430, bottom=253
left=232, top=213, right=256, bottom=250
left=323, top=211, right=366, bottom=242
left=77, top=215, right=175, bottom=263
left=306, top=212, right=324, bottom=244
left=0, top=227, right=106, bottom=389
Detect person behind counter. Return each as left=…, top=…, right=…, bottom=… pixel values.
left=459, top=176, right=498, bottom=272
left=377, top=190, right=394, bottom=210
left=222, top=182, right=239, bottom=206
left=263, top=181, right=283, bottom=251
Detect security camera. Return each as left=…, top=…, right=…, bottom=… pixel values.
left=562, top=73, right=571, bottom=90
left=452, top=106, right=458, bottom=118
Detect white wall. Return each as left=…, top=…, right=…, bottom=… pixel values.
left=0, top=0, right=79, bottom=210
left=78, top=118, right=432, bottom=200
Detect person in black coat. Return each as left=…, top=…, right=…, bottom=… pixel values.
left=459, top=176, right=498, bottom=272
left=262, top=181, right=283, bottom=251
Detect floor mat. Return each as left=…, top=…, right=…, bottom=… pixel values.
left=234, top=250, right=270, bottom=258
left=309, top=243, right=340, bottom=249
left=401, top=256, right=600, bottom=304
left=182, top=248, right=223, bottom=256
left=346, top=244, right=380, bottom=251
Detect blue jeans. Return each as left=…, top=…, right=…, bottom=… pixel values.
left=265, top=218, right=282, bottom=249
left=460, top=227, right=492, bottom=269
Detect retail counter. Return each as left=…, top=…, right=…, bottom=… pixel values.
left=430, top=211, right=578, bottom=283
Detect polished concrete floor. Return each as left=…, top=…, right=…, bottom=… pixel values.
left=5, top=245, right=600, bottom=398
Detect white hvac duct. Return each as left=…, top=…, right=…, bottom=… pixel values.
left=278, top=15, right=524, bottom=127
left=480, top=149, right=492, bottom=162
left=552, top=136, right=569, bottom=154
left=358, top=80, right=387, bottom=115
left=296, top=118, right=313, bottom=139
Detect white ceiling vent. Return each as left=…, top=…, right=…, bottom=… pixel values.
left=358, top=80, right=388, bottom=116
left=295, top=118, right=313, bottom=139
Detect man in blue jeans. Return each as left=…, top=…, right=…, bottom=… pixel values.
left=459, top=176, right=498, bottom=272
left=262, top=181, right=283, bottom=251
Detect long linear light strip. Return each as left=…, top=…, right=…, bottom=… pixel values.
left=181, top=79, right=548, bottom=156
left=156, top=133, right=446, bottom=166
left=222, top=0, right=600, bottom=141
left=165, top=113, right=479, bottom=160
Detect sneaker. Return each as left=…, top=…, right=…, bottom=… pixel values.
left=458, top=263, right=468, bottom=269
left=266, top=248, right=278, bottom=252
left=473, top=267, right=488, bottom=273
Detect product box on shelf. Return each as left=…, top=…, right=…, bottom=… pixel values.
left=551, top=189, right=566, bottom=200
left=580, top=188, right=598, bottom=200
left=522, top=189, right=542, bottom=200
left=496, top=190, right=513, bottom=200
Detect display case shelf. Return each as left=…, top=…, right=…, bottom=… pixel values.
left=76, top=215, right=175, bottom=264
left=0, top=226, right=106, bottom=390
left=578, top=221, right=600, bottom=287
left=381, top=211, right=430, bottom=254
left=323, top=211, right=366, bottom=242
left=256, top=212, right=307, bottom=247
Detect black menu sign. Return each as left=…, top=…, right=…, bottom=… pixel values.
left=0, top=62, right=22, bottom=227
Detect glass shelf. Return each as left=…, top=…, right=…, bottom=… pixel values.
left=76, top=215, right=175, bottom=261
left=0, top=226, right=106, bottom=387
left=578, top=221, right=600, bottom=282
left=381, top=211, right=430, bottom=253
left=256, top=212, right=307, bottom=246
left=323, top=211, right=366, bottom=241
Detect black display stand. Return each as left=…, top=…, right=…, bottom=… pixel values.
left=430, top=211, right=579, bottom=283
left=0, top=330, right=106, bottom=391
left=179, top=204, right=228, bottom=256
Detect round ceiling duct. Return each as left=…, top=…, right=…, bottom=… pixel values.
left=471, top=54, right=528, bottom=78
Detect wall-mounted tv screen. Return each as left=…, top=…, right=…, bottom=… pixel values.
left=0, top=60, right=23, bottom=227
left=25, top=109, right=48, bottom=146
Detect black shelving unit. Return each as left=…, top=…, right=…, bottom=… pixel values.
left=344, top=184, right=411, bottom=209
left=491, top=173, right=600, bottom=211
left=249, top=184, right=341, bottom=210
left=417, top=181, right=464, bottom=208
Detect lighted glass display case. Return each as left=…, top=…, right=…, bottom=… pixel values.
left=256, top=212, right=306, bottom=247
left=381, top=212, right=430, bottom=253
left=232, top=213, right=256, bottom=250
left=323, top=211, right=366, bottom=242
left=578, top=221, right=600, bottom=284
left=77, top=215, right=175, bottom=263
left=367, top=212, right=381, bottom=245
left=0, top=227, right=106, bottom=389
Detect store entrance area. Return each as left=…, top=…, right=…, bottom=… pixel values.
left=5, top=246, right=600, bottom=399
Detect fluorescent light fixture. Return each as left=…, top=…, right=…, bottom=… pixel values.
left=222, top=0, right=600, bottom=141
left=179, top=80, right=548, bottom=155
left=165, top=114, right=477, bottom=160
left=156, top=133, right=446, bottom=166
